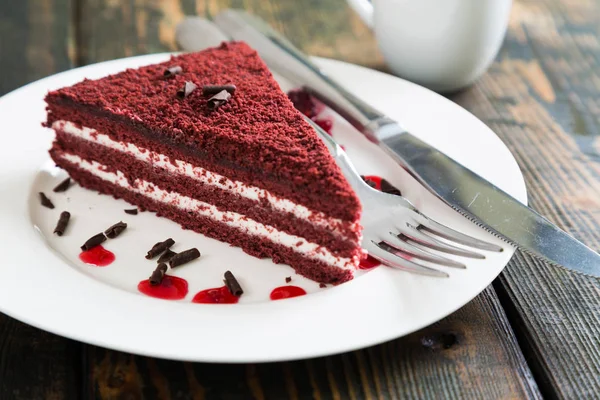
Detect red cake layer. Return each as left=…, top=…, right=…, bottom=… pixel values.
left=51, top=131, right=361, bottom=257
left=44, top=41, right=361, bottom=223
left=55, top=157, right=353, bottom=284
left=46, top=103, right=358, bottom=224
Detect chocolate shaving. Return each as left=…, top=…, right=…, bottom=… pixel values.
left=149, top=263, right=168, bottom=286
left=104, top=221, right=127, bottom=239
left=53, top=178, right=71, bottom=193
left=207, top=90, right=231, bottom=110
left=319, top=283, right=327, bottom=289
left=177, top=81, right=197, bottom=98
left=285, top=277, right=292, bottom=283
left=163, top=66, right=182, bottom=77
left=39, top=192, right=54, bottom=209
left=380, top=179, right=401, bottom=196
left=81, top=232, right=106, bottom=251
left=145, top=238, right=175, bottom=259
left=157, top=249, right=176, bottom=264
left=124, top=208, right=138, bottom=215
left=224, top=271, right=243, bottom=297
left=169, top=248, right=200, bottom=268
left=202, top=84, right=236, bottom=96
left=53, top=211, right=71, bottom=236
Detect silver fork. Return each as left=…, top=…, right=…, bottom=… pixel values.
left=306, top=118, right=503, bottom=277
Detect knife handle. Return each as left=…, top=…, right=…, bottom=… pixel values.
left=214, top=10, right=397, bottom=142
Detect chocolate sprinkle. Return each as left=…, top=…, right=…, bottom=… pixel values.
left=53, top=211, right=71, bottom=236
left=53, top=178, right=71, bottom=193
left=207, top=89, right=231, bottom=110
left=177, top=81, right=197, bottom=98
left=285, top=277, right=292, bottom=283
left=202, top=84, right=236, bottom=96
left=104, top=221, right=127, bottom=239
left=224, top=271, right=243, bottom=297
left=163, top=66, right=182, bottom=77
left=169, top=248, right=200, bottom=268
left=319, top=283, right=327, bottom=289
left=149, top=263, right=168, bottom=286
left=39, top=192, right=54, bottom=209
left=124, top=208, right=138, bottom=215
left=81, top=232, right=106, bottom=251
left=145, top=238, right=175, bottom=259
left=157, top=249, right=177, bottom=264
left=380, top=179, right=402, bottom=196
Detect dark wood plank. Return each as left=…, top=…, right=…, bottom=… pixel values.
left=86, top=287, right=540, bottom=399
left=0, top=0, right=74, bottom=95
left=78, top=0, right=384, bottom=68
left=450, top=0, right=600, bottom=397
left=0, top=1, right=81, bottom=399
left=0, top=316, right=81, bottom=400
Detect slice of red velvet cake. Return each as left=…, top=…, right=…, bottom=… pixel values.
left=43, top=41, right=363, bottom=284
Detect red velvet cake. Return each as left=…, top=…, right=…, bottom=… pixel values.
left=44, top=41, right=364, bottom=284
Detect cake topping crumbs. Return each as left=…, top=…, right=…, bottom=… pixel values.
left=285, top=277, right=292, bottom=283
left=207, top=90, right=231, bottom=110
left=319, top=283, right=327, bottom=288
left=145, top=238, right=175, bottom=259
left=157, top=249, right=177, bottom=264
left=202, top=84, right=236, bottom=96
left=124, top=208, right=138, bottom=215
left=39, top=192, right=54, bottom=209
left=169, top=248, right=200, bottom=268
left=177, top=81, right=197, bottom=98
left=149, top=263, right=168, bottom=286
left=224, top=271, right=243, bottom=297
left=81, top=233, right=107, bottom=251
left=53, top=178, right=71, bottom=193
left=163, top=66, right=182, bottom=77
left=104, top=221, right=127, bottom=239
left=53, top=211, right=71, bottom=236
left=381, top=179, right=401, bottom=196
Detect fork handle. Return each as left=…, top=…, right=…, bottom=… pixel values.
left=213, top=10, right=396, bottom=142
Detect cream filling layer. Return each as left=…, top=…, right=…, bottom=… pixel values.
left=53, top=120, right=357, bottom=238
left=60, top=153, right=356, bottom=270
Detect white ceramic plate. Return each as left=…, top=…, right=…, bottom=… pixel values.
left=0, top=54, right=526, bottom=363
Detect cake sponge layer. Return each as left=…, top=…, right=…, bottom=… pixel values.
left=53, top=151, right=355, bottom=284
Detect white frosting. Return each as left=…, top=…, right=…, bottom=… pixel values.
left=53, top=120, right=358, bottom=239
left=60, top=153, right=356, bottom=271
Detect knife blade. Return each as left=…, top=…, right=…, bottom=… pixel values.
left=178, top=10, right=600, bottom=276
left=384, top=131, right=600, bottom=276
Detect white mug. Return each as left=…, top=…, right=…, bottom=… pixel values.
left=346, top=0, right=513, bottom=92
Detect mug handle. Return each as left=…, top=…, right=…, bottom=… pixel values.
left=346, top=0, right=374, bottom=28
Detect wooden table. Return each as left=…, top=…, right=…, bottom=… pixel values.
left=1, top=0, right=599, bottom=398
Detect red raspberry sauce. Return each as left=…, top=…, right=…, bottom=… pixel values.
left=138, top=276, right=188, bottom=300
left=359, top=255, right=382, bottom=270
left=270, top=285, right=307, bottom=300
left=79, top=245, right=115, bottom=267
left=362, top=175, right=382, bottom=190
left=192, top=286, right=239, bottom=304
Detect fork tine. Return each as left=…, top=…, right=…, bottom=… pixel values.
left=366, top=241, right=449, bottom=277
left=383, top=233, right=466, bottom=268
left=413, top=212, right=503, bottom=252
left=396, top=224, right=486, bottom=259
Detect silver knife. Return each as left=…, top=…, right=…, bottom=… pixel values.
left=178, top=10, right=600, bottom=277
